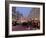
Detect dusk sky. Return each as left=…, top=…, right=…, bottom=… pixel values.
left=16, top=7, right=32, bottom=17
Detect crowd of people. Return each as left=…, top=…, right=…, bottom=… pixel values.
left=12, top=19, right=40, bottom=29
